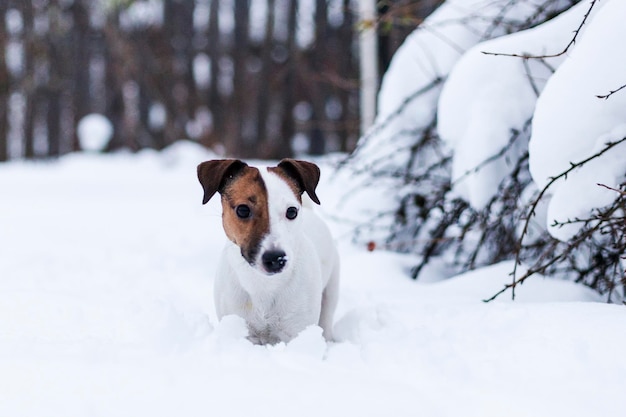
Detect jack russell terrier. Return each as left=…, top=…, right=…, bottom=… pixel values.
left=197, top=158, right=340, bottom=345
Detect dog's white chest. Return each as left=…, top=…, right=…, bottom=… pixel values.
left=216, top=231, right=324, bottom=344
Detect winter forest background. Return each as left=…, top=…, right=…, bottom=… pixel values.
left=1, top=0, right=625, bottom=302
left=0, top=0, right=440, bottom=160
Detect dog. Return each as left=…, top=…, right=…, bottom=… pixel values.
left=197, top=158, right=340, bottom=345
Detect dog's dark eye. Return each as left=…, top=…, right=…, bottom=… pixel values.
left=236, top=204, right=251, bottom=219
left=286, top=206, right=298, bottom=220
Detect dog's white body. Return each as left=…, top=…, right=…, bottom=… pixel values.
left=198, top=159, right=339, bottom=345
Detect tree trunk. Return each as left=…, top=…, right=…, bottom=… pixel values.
left=256, top=0, right=276, bottom=157
left=279, top=0, right=297, bottom=157
left=338, top=0, right=355, bottom=152
left=163, top=0, right=196, bottom=144
left=21, top=0, right=37, bottom=158
left=71, top=0, right=91, bottom=152
left=229, top=0, right=250, bottom=156
left=46, top=1, right=63, bottom=157
left=162, top=0, right=179, bottom=147
left=309, top=0, right=328, bottom=155
left=104, top=12, right=125, bottom=150
left=207, top=0, right=223, bottom=145
left=0, top=1, right=8, bottom=162
left=181, top=0, right=196, bottom=122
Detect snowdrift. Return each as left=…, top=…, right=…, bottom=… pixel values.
left=1, top=145, right=625, bottom=416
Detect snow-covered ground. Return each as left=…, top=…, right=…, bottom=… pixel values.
left=1, top=142, right=624, bottom=416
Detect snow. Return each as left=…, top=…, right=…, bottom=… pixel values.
left=544, top=124, right=626, bottom=240
left=249, top=0, right=268, bottom=43
left=192, top=53, right=211, bottom=89
left=5, top=8, right=23, bottom=35
left=1, top=143, right=625, bottom=416
left=437, top=2, right=593, bottom=208
left=119, top=0, right=163, bottom=29
left=77, top=114, right=114, bottom=152
left=149, top=102, right=167, bottom=130
left=5, top=41, right=23, bottom=75
left=433, top=0, right=626, bottom=237
left=529, top=0, right=626, bottom=240
left=296, top=0, right=315, bottom=48
left=375, top=0, right=574, bottom=142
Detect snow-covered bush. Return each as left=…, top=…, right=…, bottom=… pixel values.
left=338, top=0, right=626, bottom=301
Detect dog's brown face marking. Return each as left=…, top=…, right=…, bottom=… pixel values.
left=221, top=167, right=270, bottom=264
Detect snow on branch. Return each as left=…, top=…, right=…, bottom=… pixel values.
left=485, top=135, right=626, bottom=302
left=337, top=0, right=626, bottom=302
left=480, top=0, right=598, bottom=60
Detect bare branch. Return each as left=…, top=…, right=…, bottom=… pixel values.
left=480, top=0, right=598, bottom=60
left=342, top=0, right=625, bottom=303
left=452, top=118, right=531, bottom=186
left=598, top=183, right=626, bottom=195
left=596, top=83, right=626, bottom=100
left=339, top=78, right=444, bottom=167
left=485, top=135, right=626, bottom=302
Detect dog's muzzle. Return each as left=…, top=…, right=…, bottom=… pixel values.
left=261, top=250, right=287, bottom=274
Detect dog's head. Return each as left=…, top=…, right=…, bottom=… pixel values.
left=197, top=158, right=321, bottom=275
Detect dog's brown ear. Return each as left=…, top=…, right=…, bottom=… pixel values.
left=276, top=159, right=321, bottom=205
left=197, top=159, right=248, bottom=204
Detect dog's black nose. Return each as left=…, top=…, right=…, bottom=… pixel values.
left=262, top=250, right=287, bottom=273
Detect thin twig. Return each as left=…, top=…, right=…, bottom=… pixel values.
left=496, top=197, right=626, bottom=304
left=339, top=78, right=444, bottom=167
left=452, top=119, right=531, bottom=186
left=596, top=84, right=626, bottom=100
left=485, top=135, right=626, bottom=302
left=598, top=183, right=626, bottom=196
left=480, top=0, right=598, bottom=60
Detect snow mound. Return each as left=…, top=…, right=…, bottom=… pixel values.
left=529, top=0, right=626, bottom=239
left=1, top=148, right=625, bottom=416
left=284, top=325, right=327, bottom=359
left=435, top=261, right=603, bottom=303
left=77, top=113, right=113, bottom=152
left=159, top=139, right=218, bottom=169
left=438, top=2, right=592, bottom=208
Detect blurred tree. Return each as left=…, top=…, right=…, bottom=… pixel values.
left=206, top=0, right=223, bottom=146
left=70, top=0, right=92, bottom=152
left=255, top=0, right=275, bottom=158
left=104, top=8, right=128, bottom=150
left=0, top=0, right=435, bottom=161
left=278, top=0, right=298, bottom=157
left=231, top=0, right=250, bottom=156
left=378, top=0, right=444, bottom=73
left=20, top=0, right=37, bottom=158
left=338, top=0, right=356, bottom=152
left=0, top=0, right=8, bottom=161
left=163, top=0, right=195, bottom=145
left=45, top=0, right=64, bottom=157
left=309, top=0, right=329, bottom=156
